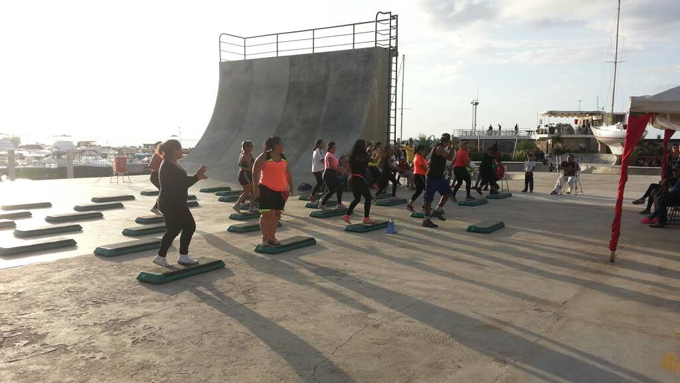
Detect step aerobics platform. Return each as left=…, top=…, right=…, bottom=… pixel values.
left=123, top=225, right=166, bottom=236
left=0, top=237, right=77, bottom=256
left=14, top=224, right=82, bottom=238
left=137, top=258, right=226, bottom=284
left=91, top=195, right=135, bottom=203
left=200, top=186, right=231, bottom=193
left=467, top=220, right=505, bottom=233
left=1, top=202, right=52, bottom=211
left=94, top=238, right=162, bottom=257
left=45, top=212, right=103, bottom=223
left=254, top=236, right=316, bottom=254
left=0, top=211, right=32, bottom=220
left=345, top=221, right=389, bottom=233
left=74, top=202, right=124, bottom=212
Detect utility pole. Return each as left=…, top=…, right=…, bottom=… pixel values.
left=471, top=89, right=479, bottom=134
left=399, top=55, right=405, bottom=142
left=577, top=99, right=583, bottom=111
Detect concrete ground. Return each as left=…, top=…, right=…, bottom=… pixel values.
left=0, top=173, right=678, bottom=382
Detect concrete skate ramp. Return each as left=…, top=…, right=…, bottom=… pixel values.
left=183, top=47, right=389, bottom=183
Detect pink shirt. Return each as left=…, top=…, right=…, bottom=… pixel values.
left=325, top=152, right=339, bottom=170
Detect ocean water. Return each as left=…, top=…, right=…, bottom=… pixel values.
left=6, top=134, right=200, bottom=149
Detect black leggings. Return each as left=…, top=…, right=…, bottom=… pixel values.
left=150, top=172, right=160, bottom=209
left=311, top=171, right=324, bottom=196
left=478, top=170, right=499, bottom=191
left=452, top=167, right=471, bottom=197
left=377, top=170, right=398, bottom=196
left=410, top=174, right=426, bottom=202
left=347, top=176, right=372, bottom=217
left=524, top=172, right=534, bottom=192
left=158, top=204, right=196, bottom=257
left=321, top=169, right=342, bottom=205
left=367, top=167, right=381, bottom=186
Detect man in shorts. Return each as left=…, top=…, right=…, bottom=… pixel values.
left=423, top=133, right=456, bottom=228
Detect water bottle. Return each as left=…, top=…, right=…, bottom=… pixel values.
left=386, top=219, right=397, bottom=234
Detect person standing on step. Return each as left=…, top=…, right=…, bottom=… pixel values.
left=376, top=144, right=400, bottom=199
left=475, top=144, right=501, bottom=195
left=320, top=141, right=347, bottom=210
left=152, top=139, right=208, bottom=267
left=253, top=136, right=293, bottom=247
left=367, top=142, right=383, bottom=189
left=233, top=140, right=255, bottom=213
left=423, top=133, right=456, bottom=228
left=521, top=153, right=536, bottom=193
left=343, top=139, right=378, bottom=225
left=406, top=145, right=428, bottom=213
left=308, top=140, right=325, bottom=203
left=452, top=140, right=475, bottom=202
left=149, top=141, right=163, bottom=215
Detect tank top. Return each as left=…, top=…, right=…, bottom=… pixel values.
left=260, top=152, right=288, bottom=192
left=427, top=145, right=446, bottom=180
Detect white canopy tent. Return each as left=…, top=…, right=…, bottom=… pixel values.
left=630, top=85, right=680, bottom=131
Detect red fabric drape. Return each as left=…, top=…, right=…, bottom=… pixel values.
left=661, top=129, right=675, bottom=179
left=609, top=113, right=654, bottom=253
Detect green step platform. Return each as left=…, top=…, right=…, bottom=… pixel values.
left=305, top=201, right=337, bottom=209
left=135, top=215, right=165, bottom=224
left=0, top=211, right=32, bottom=220
left=254, top=236, right=316, bottom=254
left=94, top=238, right=162, bottom=257
left=140, top=190, right=159, bottom=196
left=229, top=211, right=261, bottom=221
left=345, top=220, right=389, bottom=233
left=410, top=212, right=425, bottom=218
left=309, top=208, right=347, bottom=218
left=467, top=220, right=505, bottom=234
left=228, top=221, right=281, bottom=233
left=487, top=192, right=512, bottom=200
left=1, top=202, right=52, bottom=211
left=186, top=201, right=199, bottom=208
left=137, top=258, right=226, bottom=284
left=14, top=224, right=82, bottom=238
left=45, top=212, right=103, bottom=223
left=215, top=190, right=242, bottom=197
left=218, top=195, right=241, bottom=203
left=458, top=198, right=488, bottom=206
left=74, top=202, right=124, bottom=212
left=91, top=195, right=135, bottom=203
left=187, top=195, right=197, bottom=201
left=0, top=220, right=16, bottom=230
left=376, top=193, right=392, bottom=200
left=376, top=198, right=407, bottom=206
left=123, top=224, right=166, bottom=236
left=200, top=186, right=231, bottom=193
left=0, top=237, right=77, bottom=256
left=298, top=194, right=322, bottom=201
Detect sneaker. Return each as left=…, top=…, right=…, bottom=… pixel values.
left=319, top=204, right=328, bottom=211
left=422, top=219, right=438, bottom=228
left=475, top=187, right=483, bottom=196
left=649, top=221, right=667, bottom=228
left=151, top=207, right=162, bottom=216
left=640, top=217, right=658, bottom=224
left=362, top=217, right=377, bottom=225
left=342, top=214, right=352, bottom=224
left=432, top=210, right=446, bottom=221
left=466, top=196, right=475, bottom=201
left=631, top=198, right=645, bottom=205
left=638, top=209, right=651, bottom=215
left=178, top=254, right=199, bottom=266
left=232, top=204, right=241, bottom=213
left=550, top=191, right=558, bottom=195
left=451, top=197, right=458, bottom=203
left=521, top=189, right=527, bottom=193
left=336, top=203, right=347, bottom=209
left=406, top=204, right=415, bottom=213
left=267, top=238, right=281, bottom=246
left=308, top=195, right=316, bottom=203
left=153, top=256, right=170, bottom=267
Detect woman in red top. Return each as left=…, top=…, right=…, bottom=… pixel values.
left=320, top=142, right=347, bottom=210
left=406, top=145, right=428, bottom=213
left=149, top=141, right=163, bottom=215
left=252, top=136, right=293, bottom=246
left=452, top=140, right=475, bottom=202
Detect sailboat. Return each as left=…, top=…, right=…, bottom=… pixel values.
left=590, top=0, right=646, bottom=156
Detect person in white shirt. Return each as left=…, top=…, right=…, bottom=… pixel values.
left=309, top=140, right=326, bottom=203
left=522, top=153, right=536, bottom=193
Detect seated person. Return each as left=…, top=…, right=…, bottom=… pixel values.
left=646, top=166, right=680, bottom=228
left=633, top=143, right=680, bottom=212
left=397, top=157, right=414, bottom=188
left=550, top=154, right=580, bottom=195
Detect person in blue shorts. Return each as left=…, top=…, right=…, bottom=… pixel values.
left=423, top=133, right=456, bottom=228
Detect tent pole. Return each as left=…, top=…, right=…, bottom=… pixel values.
left=610, top=250, right=616, bottom=263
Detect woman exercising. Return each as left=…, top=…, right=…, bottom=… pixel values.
left=308, top=139, right=325, bottom=203
left=406, top=145, right=428, bottom=213
left=367, top=142, right=383, bottom=188
left=149, top=141, right=162, bottom=215
left=376, top=144, right=400, bottom=198
left=253, top=136, right=293, bottom=246
left=234, top=140, right=255, bottom=213
left=319, top=141, right=347, bottom=210
left=152, top=139, right=208, bottom=267
left=343, top=139, right=377, bottom=225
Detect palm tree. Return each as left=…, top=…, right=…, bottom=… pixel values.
left=414, top=134, right=436, bottom=148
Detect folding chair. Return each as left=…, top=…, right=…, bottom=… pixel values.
left=500, top=174, right=510, bottom=192
left=573, top=157, right=584, bottom=195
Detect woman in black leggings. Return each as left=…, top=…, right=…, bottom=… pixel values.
left=406, top=145, right=428, bottom=213
left=309, top=139, right=326, bottom=203
left=320, top=142, right=347, bottom=210
left=152, top=139, right=208, bottom=267
left=343, top=139, right=377, bottom=225
left=376, top=144, right=399, bottom=197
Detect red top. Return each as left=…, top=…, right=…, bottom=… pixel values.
left=413, top=154, right=428, bottom=176
left=453, top=149, right=469, bottom=168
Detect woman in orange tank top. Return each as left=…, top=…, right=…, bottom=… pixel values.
left=252, top=136, right=293, bottom=246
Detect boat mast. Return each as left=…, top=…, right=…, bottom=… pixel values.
left=610, top=0, right=621, bottom=124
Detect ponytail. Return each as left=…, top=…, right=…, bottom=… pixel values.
left=156, top=139, right=182, bottom=160
left=313, top=139, right=323, bottom=152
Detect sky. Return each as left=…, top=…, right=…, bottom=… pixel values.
left=1, top=0, right=678, bottom=146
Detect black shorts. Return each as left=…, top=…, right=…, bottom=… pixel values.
left=238, top=170, right=252, bottom=186
left=258, top=184, right=286, bottom=212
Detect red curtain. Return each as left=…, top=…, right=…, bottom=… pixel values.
left=609, top=113, right=654, bottom=255
left=661, top=129, right=675, bottom=179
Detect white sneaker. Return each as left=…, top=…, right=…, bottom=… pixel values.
left=153, top=256, right=170, bottom=267
left=151, top=207, right=162, bottom=216
left=319, top=204, right=328, bottom=211
left=177, top=254, right=199, bottom=265
left=336, top=203, right=347, bottom=209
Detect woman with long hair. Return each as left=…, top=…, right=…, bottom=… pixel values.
left=343, top=139, right=377, bottom=225
left=152, top=139, right=208, bottom=267
left=376, top=144, right=399, bottom=198
left=319, top=141, right=347, bottom=210
left=234, top=140, right=256, bottom=213
left=309, top=139, right=326, bottom=203
left=149, top=141, right=163, bottom=215
left=252, top=136, right=293, bottom=246
left=367, top=142, right=383, bottom=188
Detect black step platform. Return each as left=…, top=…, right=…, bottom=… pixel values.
left=467, top=220, right=505, bottom=233
left=345, top=221, right=389, bottom=233
left=200, top=186, right=231, bottom=193
left=0, top=220, right=16, bottom=230
left=298, top=193, right=322, bottom=201
left=0, top=237, right=77, bottom=256
left=137, top=258, right=226, bottom=284
left=227, top=221, right=281, bottom=233
left=123, top=224, right=166, bottom=236
left=376, top=198, right=407, bottom=206
left=187, top=195, right=197, bottom=201
left=215, top=190, right=242, bottom=197
left=14, top=224, right=82, bottom=238
left=0, top=211, right=32, bottom=220
left=458, top=198, right=488, bottom=206
left=94, top=238, right=162, bottom=257
left=1, top=202, right=51, bottom=211
left=229, top=211, right=261, bottom=221
left=74, top=202, right=124, bottom=212
left=140, top=190, right=160, bottom=196
left=91, top=195, right=135, bottom=203
left=254, top=236, right=316, bottom=254
left=305, top=201, right=338, bottom=209
left=45, top=212, right=103, bottom=223
left=309, top=208, right=347, bottom=218
left=135, top=215, right=165, bottom=224
left=487, top=192, right=512, bottom=200
left=186, top=200, right=199, bottom=208
left=219, top=195, right=247, bottom=203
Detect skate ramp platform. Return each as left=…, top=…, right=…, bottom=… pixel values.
left=182, top=47, right=390, bottom=183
